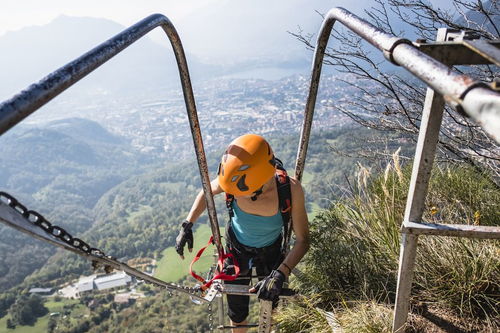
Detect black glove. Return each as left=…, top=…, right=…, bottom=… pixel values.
left=175, top=221, right=193, bottom=258
left=251, top=270, right=286, bottom=303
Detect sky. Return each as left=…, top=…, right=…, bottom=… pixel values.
left=0, top=0, right=454, bottom=62
left=0, top=0, right=452, bottom=34
left=0, top=0, right=344, bottom=62
left=0, top=1, right=213, bottom=36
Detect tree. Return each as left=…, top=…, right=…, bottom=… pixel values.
left=292, top=0, right=499, bottom=182
left=6, top=318, right=15, bottom=329
left=48, top=316, right=57, bottom=333
left=9, top=294, right=48, bottom=326
left=0, top=292, right=16, bottom=318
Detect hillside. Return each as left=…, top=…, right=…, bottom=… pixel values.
left=2, top=121, right=496, bottom=332
left=0, top=118, right=152, bottom=291
left=12, top=126, right=413, bottom=283
left=0, top=124, right=419, bottom=331
left=279, top=162, right=499, bottom=332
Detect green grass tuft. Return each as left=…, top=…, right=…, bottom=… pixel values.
left=279, top=159, right=499, bottom=331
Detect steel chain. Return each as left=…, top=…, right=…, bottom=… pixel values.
left=0, top=191, right=108, bottom=258
left=0, top=191, right=203, bottom=297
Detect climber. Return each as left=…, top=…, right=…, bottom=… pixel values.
left=175, top=134, right=310, bottom=333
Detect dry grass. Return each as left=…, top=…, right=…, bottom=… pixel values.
left=277, top=153, right=499, bottom=332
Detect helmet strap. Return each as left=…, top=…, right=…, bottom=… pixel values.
left=250, top=186, right=264, bottom=201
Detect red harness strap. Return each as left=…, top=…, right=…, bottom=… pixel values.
left=189, top=236, right=240, bottom=290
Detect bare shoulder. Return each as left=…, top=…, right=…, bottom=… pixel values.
left=211, top=178, right=224, bottom=195
left=289, top=177, right=305, bottom=198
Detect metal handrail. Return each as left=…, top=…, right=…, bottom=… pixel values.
left=294, top=7, right=500, bottom=182
left=294, top=6, right=500, bottom=333
left=0, top=14, right=224, bottom=257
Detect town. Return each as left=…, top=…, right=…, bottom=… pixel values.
left=26, top=74, right=356, bottom=159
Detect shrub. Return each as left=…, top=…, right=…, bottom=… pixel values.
left=284, top=158, right=499, bottom=331
left=9, top=294, right=48, bottom=326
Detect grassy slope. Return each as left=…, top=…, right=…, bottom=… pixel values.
left=277, top=164, right=500, bottom=332
left=0, top=299, right=85, bottom=333
left=154, top=223, right=225, bottom=283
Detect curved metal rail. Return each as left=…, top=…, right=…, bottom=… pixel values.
left=0, top=14, right=224, bottom=257
left=293, top=7, right=500, bottom=333
left=294, top=7, right=500, bottom=182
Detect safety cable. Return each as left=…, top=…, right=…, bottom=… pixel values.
left=0, top=191, right=216, bottom=303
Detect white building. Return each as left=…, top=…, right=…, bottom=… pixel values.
left=75, top=271, right=132, bottom=295
left=29, top=288, right=53, bottom=296
left=77, top=275, right=96, bottom=293
left=95, top=272, right=132, bottom=291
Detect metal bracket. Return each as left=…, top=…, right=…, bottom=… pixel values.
left=383, top=38, right=414, bottom=65
left=438, top=29, right=481, bottom=42
left=258, top=300, right=274, bottom=333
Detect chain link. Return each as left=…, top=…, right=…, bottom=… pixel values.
left=0, top=191, right=210, bottom=300
left=0, top=191, right=109, bottom=258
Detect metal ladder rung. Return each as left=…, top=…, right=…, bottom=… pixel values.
left=221, top=284, right=297, bottom=297
left=217, top=324, right=259, bottom=330
left=402, top=221, right=500, bottom=239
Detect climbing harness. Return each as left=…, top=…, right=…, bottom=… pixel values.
left=189, top=236, right=240, bottom=291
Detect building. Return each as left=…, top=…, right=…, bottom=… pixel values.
left=94, top=271, right=132, bottom=291
left=29, top=288, right=53, bottom=296
left=77, top=275, right=96, bottom=294
left=75, top=271, right=132, bottom=295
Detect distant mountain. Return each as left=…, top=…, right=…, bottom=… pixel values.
left=0, top=117, right=149, bottom=204
left=44, top=118, right=125, bottom=145
left=0, top=15, right=220, bottom=101
left=0, top=13, right=313, bottom=102
left=0, top=117, right=154, bottom=291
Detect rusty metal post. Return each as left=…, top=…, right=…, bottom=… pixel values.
left=217, top=293, right=225, bottom=329
left=258, top=300, right=274, bottom=333
left=0, top=14, right=224, bottom=256
left=294, top=16, right=335, bottom=182
left=392, top=26, right=447, bottom=330
left=393, top=233, right=418, bottom=332
left=393, top=87, right=445, bottom=331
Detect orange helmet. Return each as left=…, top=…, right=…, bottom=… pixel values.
left=218, top=134, right=276, bottom=196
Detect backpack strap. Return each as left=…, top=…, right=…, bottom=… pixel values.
left=274, top=158, right=292, bottom=245
left=225, top=193, right=235, bottom=218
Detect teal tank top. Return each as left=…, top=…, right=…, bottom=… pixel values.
left=230, top=200, right=283, bottom=248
